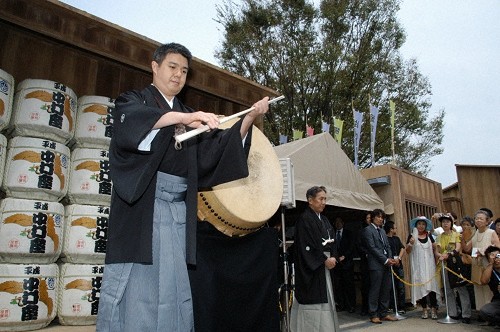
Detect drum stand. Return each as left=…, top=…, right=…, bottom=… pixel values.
left=280, top=206, right=292, bottom=332
left=438, top=261, right=459, bottom=324
left=390, top=266, right=406, bottom=320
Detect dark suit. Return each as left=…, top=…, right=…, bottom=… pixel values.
left=333, top=228, right=356, bottom=311
left=361, top=224, right=393, bottom=319
left=294, top=207, right=337, bottom=304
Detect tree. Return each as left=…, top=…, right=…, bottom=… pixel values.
left=215, top=0, right=444, bottom=176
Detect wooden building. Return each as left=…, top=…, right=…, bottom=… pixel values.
left=443, top=164, right=500, bottom=220
left=361, top=164, right=444, bottom=302
left=0, top=0, right=277, bottom=124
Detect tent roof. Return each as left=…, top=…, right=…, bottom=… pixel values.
left=274, top=133, right=384, bottom=211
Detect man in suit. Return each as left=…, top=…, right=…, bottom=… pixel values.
left=333, top=217, right=356, bottom=313
left=361, top=208, right=398, bottom=324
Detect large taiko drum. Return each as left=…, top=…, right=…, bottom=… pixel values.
left=197, top=119, right=283, bottom=237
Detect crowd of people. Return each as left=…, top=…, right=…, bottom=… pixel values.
left=291, top=189, right=500, bottom=331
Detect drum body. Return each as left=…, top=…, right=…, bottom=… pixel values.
left=0, top=198, right=64, bottom=264
left=197, top=120, right=283, bottom=236
left=3, top=137, right=70, bottom=202
left=57, top=263, right=103, bottom=326
left=0, top=263, right=58, bottom=331
left=10, top=79, right=77, bottom=144
left=71, top=95, right=114, bottom=149
left=0, top=68, right=15, bottom=132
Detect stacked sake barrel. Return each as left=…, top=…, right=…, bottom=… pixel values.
left=0, top=74, right=113, bottom=330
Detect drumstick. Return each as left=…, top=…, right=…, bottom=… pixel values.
left=174, top=95, right=285, bottom=143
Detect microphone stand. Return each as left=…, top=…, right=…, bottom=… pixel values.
left=390, top=266, right=406, bottom=320
left=438, top=260, right=459, bottom=324
left=280, top=206, right=290, bottom=332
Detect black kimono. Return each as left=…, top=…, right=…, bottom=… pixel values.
left=105, top=85, right=251, bottom=265
left=293, top=207, right=337, bottom=304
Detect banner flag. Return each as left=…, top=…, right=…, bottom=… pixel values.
left=389, top=100, right=396, bottom=163
left=369, top=104, right=379, bottom=167
left=306, top=125, right=314, bottom=137
left=322, top=121, right=330, bottom=133
left=333, top=118, right=344, bottom=144
left=353, top=109, right=364, bottom=169
left=279, top=134, right=288, bottom=145
left=292, top=130, right=303, bottom=141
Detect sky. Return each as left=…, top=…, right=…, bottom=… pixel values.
left=59, top=0, right=500, bottom=188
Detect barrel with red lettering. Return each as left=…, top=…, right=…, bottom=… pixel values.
left=2, top=137, right=70, bottom=202
left=0, top=198, right=64, bottom=264
left=70, top=95, right=114, bottom=150
left=56, top=263, right=104, bottom=325
left=66, top=148, right=112, bottom=205
left=61, top=204, right=109, bottom=264
left=0, top=263, right=58, bottom=331
left=0, top=68, right=14, bottom=132
left=9, top=79, right=77, bottom=144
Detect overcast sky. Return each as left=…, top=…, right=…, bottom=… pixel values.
left=60, top=0, right=500, bottom=188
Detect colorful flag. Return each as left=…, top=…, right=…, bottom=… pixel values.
left=369, top=104, right=379, bottom=167
left=279, top=134, right=288, bottom=145
left=292, top=130, right=303, bottom=140
left=306, top=125, right=314, bottom=137
left=389, top=100, right=396, bottom=163
left=353, top=109, right=364, bottom=169
left=322, top=121, right=330, bottom=133
left=333, top=118, right=344, bottom=144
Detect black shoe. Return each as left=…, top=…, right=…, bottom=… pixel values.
left=450, top=316, right=459, bottom=320
left=462, top=318, right=471, bottom=324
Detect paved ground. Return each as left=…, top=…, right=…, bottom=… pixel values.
left=337, top=306, right=499, bottom=331
left=14, top=305, right=500, bottom=331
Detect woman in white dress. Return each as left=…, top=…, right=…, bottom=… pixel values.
left=406, top=216, right=440, bottom=319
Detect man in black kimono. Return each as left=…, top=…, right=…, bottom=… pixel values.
left=96, top=42, right=269, bottom=332
left=290, top=186, right=339, bottom=332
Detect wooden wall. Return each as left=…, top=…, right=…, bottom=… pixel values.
left=457, top=165, right=500, bottom=218
left=0, top=0, right=277, bottom=123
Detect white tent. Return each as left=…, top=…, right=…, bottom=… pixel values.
left=274, top=133, right=383, bottom=211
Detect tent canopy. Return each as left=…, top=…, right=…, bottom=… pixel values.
left=274, top=133, right=384, bottom=211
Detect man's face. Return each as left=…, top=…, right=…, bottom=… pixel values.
left=335, top=219, right=343, bottom=230
left=152, top=53, right=188, bottom=99
left=373, top=214, right=384, bottom=227
left=308, top=191, right=326, bottom=214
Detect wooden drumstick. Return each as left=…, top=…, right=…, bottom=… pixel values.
left=174, top=95, right=285, bottom=143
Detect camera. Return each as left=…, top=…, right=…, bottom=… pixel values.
left=496, top=253, right=500, bottom=259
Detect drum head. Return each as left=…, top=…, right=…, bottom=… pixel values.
left=198, top=118, right=283, bottom=236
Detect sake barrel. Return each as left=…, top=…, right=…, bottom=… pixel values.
left=0, top=198, right=64, bottom=264
left=56, top=263, right=103, bottom=326
left=0, top=133, right=8, bottom=188
left=2, top=137, right=70, bottom=201
left=70, top=95, right=114, bottom=149
left=0, top=263, right=58, bottom=331
left=66, top=148, right=111, bottom=205
left=10, top=79, right=77, bottom=144
left=61, top=204, right=109, bottom=264
left=0, top=68, right=15, bottom=132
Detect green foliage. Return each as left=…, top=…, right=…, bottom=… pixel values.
left=215, top=0, right=444, bottom=175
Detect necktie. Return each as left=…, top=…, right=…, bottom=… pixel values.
left=336, top=230, right=342, bottom=243
left=377, top=228, right=388, bottom=255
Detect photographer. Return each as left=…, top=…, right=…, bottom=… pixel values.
left=479, top=245, right=500, bottom=327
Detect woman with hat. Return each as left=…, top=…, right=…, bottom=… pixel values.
left=436, top=213, right=472, bottom=323
left=406, top=216, right=440, bottom=319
